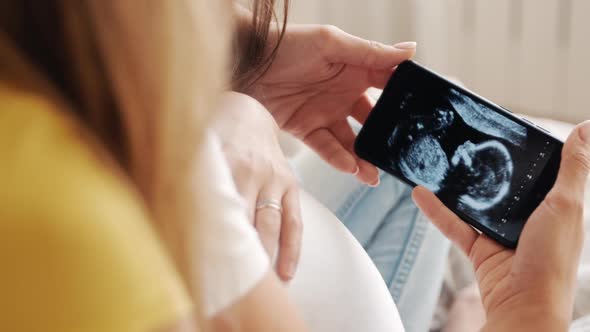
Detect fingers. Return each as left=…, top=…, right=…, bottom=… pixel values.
left=350, top=93, right=374, bottom=124
left=277, top=188, right=303, bottom=281
left=412, top=186, right=478, bottom=255
left=318, top=25, right=416, bottom=69
left=302, top=128, right=358, bottom=174
left=550, top=121, right=590, bottom=199
left=255, top=186, right=285, bottom=260
left=368, top=68, right=395, bottom=89
left=330, top=119, right=379, bottom=185
left=513, top=122, right=590, bottom=279
left=357, top=159, right=380, bottom=186
left=255, top=184, right=303, bottom=282
left=535, top=121, right=590, bottom=232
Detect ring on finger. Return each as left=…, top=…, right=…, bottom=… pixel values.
left=256, top=198, right=283, bottom=214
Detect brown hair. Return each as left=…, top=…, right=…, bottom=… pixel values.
left=0, top=1, right=126, bottom=161
left=233, top=0, right=289, bottom=90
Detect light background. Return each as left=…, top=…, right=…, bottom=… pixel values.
left=289, top=0, right=589, bottom=124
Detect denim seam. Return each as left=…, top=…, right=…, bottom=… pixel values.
left=388, top=210, right=428, bottom=301
left=364, top=188, right=409, bottom=253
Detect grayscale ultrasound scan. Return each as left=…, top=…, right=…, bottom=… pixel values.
left=355, top=61, right=563, bottom=247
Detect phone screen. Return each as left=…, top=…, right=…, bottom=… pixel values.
left=355, top=61, right=563, bottom=247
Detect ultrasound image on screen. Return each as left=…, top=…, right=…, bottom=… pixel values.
left=383, top=87, right=557, bottom=242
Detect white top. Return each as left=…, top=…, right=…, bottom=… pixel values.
left=194, top=132, right=269, bottom=317
left=193, top=131, right=406, bottom=332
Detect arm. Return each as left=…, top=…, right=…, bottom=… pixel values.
left=213, top=92, right=303, bottom=281
left=195, top=119, right=308, bottom=331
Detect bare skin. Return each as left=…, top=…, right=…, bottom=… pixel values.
left=413, top=121, right=590, bottom=331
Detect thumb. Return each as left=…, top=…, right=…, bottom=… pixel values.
left=319, top=25, right=416, bottom=69
left=514, top=121, right=590, bottom=277
left=550, top=121, right=590, bottom=198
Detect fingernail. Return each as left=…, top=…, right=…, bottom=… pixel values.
left=581, top=120, right=590, bottom=144
left=394, top=41, right=417, bottom=50
left=353, top=166, right=360, bottom=176
left=283, top=262, right=295, bottom=280
left=369, top=177, right=380, bottom=187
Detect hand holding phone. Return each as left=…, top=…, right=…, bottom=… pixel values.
left=414, top=121, right=590, bottom=331
left=355, top=60, right=564, bottom=247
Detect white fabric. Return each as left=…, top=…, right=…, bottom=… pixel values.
left=195, top=131, right=405, bottom=330
left=289, top=159, right=405, bottom=332
left=194, top=132, right=270, bottom=317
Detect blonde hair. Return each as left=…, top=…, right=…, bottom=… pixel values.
left=0, top=1, right=292, bottom=329
left=0, top=0, right=232, bottom=326
left=84, top=1, right=232, bottom=291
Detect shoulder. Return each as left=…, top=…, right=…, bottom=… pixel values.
left=0, top=83, right=139, bottom=238
left=0, top=84, right=192, bottom=331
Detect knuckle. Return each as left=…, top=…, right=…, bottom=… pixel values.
left=317, top=25, right=342, bottom=53
left=367, top=39, right=383, bottom=53
left=231, top=153, right=255, bottom=172
left=278, top=167, right=295, bottom=183
left=253, top=157, right=273, bottom=178
left=363, top=40, right=382, bottom=67
left=570, top=150, right=590, bottom=173
left=544, top=193, right=582, bottom=216
left=268, top=162, right=281, bottom=178
left=318, top=25, right=341, bottom=40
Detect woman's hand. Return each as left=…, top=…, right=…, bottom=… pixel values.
left=412, top=122, right=590, bottom=331
left=246, top=24, right=416, bottom=186
left=214, top=92, right=302, bottom=281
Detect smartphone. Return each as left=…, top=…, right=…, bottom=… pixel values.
left=354, top=60, right=563, bottom=248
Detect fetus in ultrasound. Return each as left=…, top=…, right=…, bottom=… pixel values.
left=407, top=107, right=455, bottom=135
left=398, top=135, right=449, bottom=192
left=395, top=136, right=514, bottom=212
left=389, top=95, right=516, bottom=212
left=390, top=106, right=456, bottom=192
left=449, top=140, right=513, bottom=210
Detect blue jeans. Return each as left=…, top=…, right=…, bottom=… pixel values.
left=297, top=153, right=450, bottom=332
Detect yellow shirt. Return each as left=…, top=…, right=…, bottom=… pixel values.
left=0, top=84, right=192, bottom=331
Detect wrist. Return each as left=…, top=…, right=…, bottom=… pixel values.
left=483, top=291, right=572, bottom=332
left=483, top=306, right=569, bottom=332
left=480, top=274, right=576, bottom=332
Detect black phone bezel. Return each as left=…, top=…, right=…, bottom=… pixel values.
left=354, top=60, right=564, bottom=248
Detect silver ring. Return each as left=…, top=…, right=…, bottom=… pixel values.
left=256, top=199, right=283, bottom=213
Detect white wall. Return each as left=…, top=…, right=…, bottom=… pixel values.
left=289, top=0, right=415, bottom=45
left=288, top=0, right=589, bottom=123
